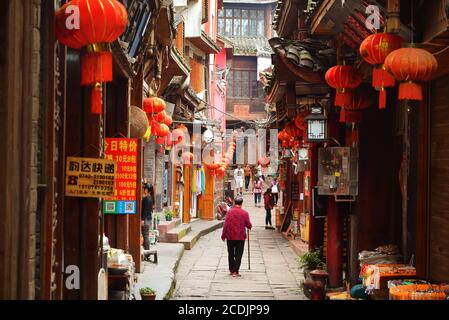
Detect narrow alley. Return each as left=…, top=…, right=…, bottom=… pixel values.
left=173, top=194, right=307, bottom=300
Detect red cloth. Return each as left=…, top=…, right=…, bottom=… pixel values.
left=221, top=206, right=252, bottom=241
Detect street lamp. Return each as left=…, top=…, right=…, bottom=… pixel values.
left=305, top=104, right=327, bottom=143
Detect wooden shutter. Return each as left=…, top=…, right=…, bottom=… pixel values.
left=429, top=74, right=449, bottom=282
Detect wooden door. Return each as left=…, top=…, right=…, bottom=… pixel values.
left=429, top=75, right=449, bottom=282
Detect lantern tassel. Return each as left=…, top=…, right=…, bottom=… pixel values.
left=91, top=84, right=103, bottom=115
left=399, top=82, right=423, bottom=101
left=340, top=108, right=346, bottom=123
left=335, top=91, right=352, bottom=107
left=379, top=87, right=387, bottom=109
left=81, top=51, right=113, bottom=86
left=373, top=68, right=395, bottom=88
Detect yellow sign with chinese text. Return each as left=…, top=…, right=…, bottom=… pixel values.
left=65, top=157, right=116, bottom=198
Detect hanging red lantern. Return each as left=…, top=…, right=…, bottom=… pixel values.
left=151, top=120, right=160, bottom=136
left=278, top=130, right=289, bottom=142
left=165, top=132, right=173, bottom=150
left=181, top=152, right=194, bottom=166
left=341, top=86, right=373, bottom=123
left=55, top=0, right=128, bottom=115
left=360, top=32, right=403, bottom=109
left=384, top=47, right=438, bottom=101
left=164, top=115, right=173, bottom=126
left=325, top=65, right=363, bottom=107
left=144, top=97, right=166, bottom=114
left=294, top=113, right=307, bottom=130
left=285, top=122, right=302, bottom=138
left=172, top=128, right=185, bottom=145
left=156, top=123, right=170, bottom=137
left=156, top=110, right=167, bottom=123
left=155, top=136, right=165, bottom=145
left=177, top=124, right=189, bottom=134
left=258, top=157, right=270, bottom=167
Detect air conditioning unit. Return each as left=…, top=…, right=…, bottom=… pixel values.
left=317, top=147, right=358, bottom=196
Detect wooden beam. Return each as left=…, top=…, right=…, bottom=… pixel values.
left=387, top=0, right=401, bottom=34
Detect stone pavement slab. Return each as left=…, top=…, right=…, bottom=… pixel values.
left=172, top=194, right=308, bottom=300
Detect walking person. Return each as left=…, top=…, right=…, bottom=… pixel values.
left=141, top=184, right=154, bottom=250
left=234, top=165, right=244, bottom=196
left=264, top=188, right=275, bottom=230
left=253, top=177, right=263, bottom=207
left=244, top=164, right=252, bottom=192
left=221, top=196, right=252, bottom=277
left=271, top=178, right=279, bottom=206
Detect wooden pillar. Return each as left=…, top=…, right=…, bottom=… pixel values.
left=308, top=144, right=322, bottom=251
left=387, top=0, right=401, bottom=34
left=183, top=165, right=191, bottom=223
left=202, top=168, right=215, bottom=220
left=64, top=49, right=101, bottom=300
left=327, top=198, right=343, bottom=288
left=130, top=67, right=144, bottom=273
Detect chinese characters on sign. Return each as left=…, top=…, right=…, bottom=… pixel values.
left=104, top=138, right=138, bottom=214
left=65, top=157, right=116, bottom=198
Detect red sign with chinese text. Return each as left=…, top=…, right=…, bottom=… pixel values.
left=104, top=138, right=138, bottom=204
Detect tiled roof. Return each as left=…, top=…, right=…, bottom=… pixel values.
left=228, top=36, right=272, bottom=56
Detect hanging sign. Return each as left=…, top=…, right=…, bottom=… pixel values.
left=104, top=138, right=138, bottom=214
left=65, top=157, right=116, bottom=198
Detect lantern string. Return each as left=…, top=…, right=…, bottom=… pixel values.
left=411, top=0, right=414, bottom=44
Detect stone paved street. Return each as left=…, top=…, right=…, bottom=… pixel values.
left=173, top=194, right=308, bottom=300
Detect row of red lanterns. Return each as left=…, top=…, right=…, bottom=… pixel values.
left=326, top=31, right=438, bottom=116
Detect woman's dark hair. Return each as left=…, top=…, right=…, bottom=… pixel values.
left=266, top=188, right=272, bottom=194
left=234, top=196, right=244, bottom=206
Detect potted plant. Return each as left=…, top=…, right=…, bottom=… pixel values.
left=140, top=287, right=156, bottom=300
left=164, top=209, right=173, bottom=221
left=299, top=247, right=326, bottom=279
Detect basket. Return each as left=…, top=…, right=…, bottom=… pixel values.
left=389, top=284, right=447, bottom=300
left=130, top=105, right=149, bottom=138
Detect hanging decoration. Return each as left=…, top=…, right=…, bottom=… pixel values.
left=384, top=47, right=438, bottom=101
left=342, top=86, right=373, bottom=123
left=55, top=0, right=128, bottom=114
left=359, top=32, right=403, bottom=109
left=144, top=97, right=166, bottom=114
left=325, top=65, right=363, bottom=108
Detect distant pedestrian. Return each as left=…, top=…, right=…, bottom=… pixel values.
left=253, top=177, right=263, bottom=207
left=244, top=164, right=252, bottom=192
left=264, top=188, right=275, bottom=230
left=271, top=178, right=279, bottom=206
left=221, top=196, right=252, bottom=277
left=234, top=165, right=244, bottom=195
left=257, top=164, right=264, bottom=181
left=141, top=184, right=154, bottom=250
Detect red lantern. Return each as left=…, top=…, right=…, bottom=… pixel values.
left=165, top=132, right=173, bottom=150
left=384, top=47, right=438, bottom=101
left=151, top=120, right=160, bottom=136
left=164, top=115, right=173, bottom=126
left=325, top=65, right=363, bottom=107
left=278, top=130, right=289, bottom=141
left=156, top=123, right=170, bottom=137
left=144, top=97, right=166, bottom=114
left=285, top=122, right=303, bottom=138
left=258, top=157, right=270, bottom=167
left=294, top=114, right=307, bottom=130
left=360, top=32, right=403, bottom=108
left=341, top=86, right=373, bottom=123
left=172, top=128, right=185, bottom=145
left=177, top=124, right=189, bottom=134
left=155, top=136, right=165, bottom=145
left=55, top=0, right=128, bottom=114
left=156, top=110, right=167, bottom=123
left=181, top=152, right=194, bottom=166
